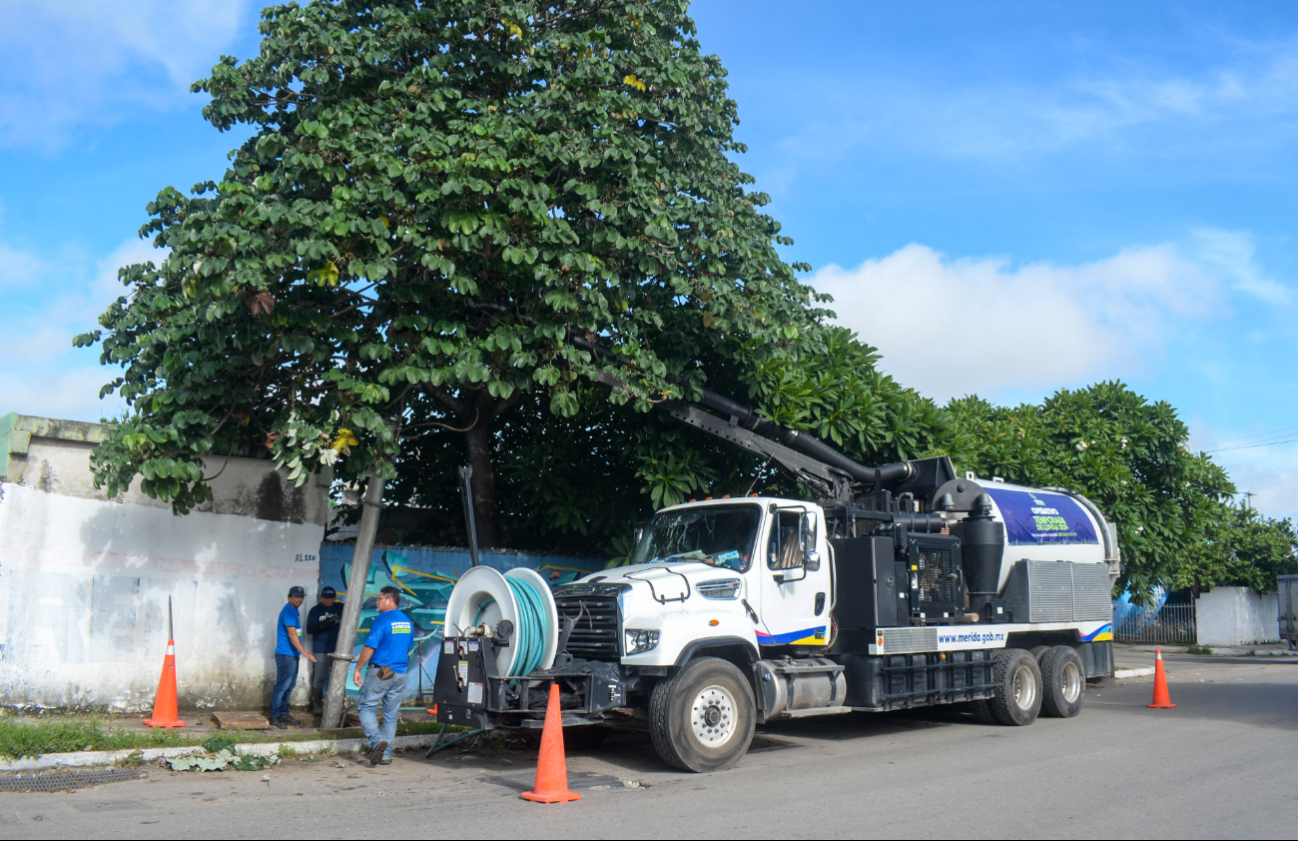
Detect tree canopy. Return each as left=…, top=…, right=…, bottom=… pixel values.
left=74, top=0, right=1293, bottom=596
left=947, top=381, right=1296, bottom=599
left=77, top=0, right=834, bottom=543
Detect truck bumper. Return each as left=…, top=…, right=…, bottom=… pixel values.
left=433, top=636, right=638, bottom=729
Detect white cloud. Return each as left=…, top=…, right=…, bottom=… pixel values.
left=0, top=1, right=254, bottom=150
left=812, top=242, right=1222, bottom=402
left=764, top=38, right=1298, bottom=175
left=1191, top=228, right=1291, bottom=305
left=0, top=243, right=46, bottom=289
left=0, top=237, right=161, bottom=422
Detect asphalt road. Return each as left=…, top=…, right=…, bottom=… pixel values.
left=3, top=653, right=1296, bottom=839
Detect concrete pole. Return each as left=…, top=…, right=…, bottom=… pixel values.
left=321, top=473, right=385, bottom=730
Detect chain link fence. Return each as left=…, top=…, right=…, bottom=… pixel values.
left=1115, top=601, right=1197, bottom=644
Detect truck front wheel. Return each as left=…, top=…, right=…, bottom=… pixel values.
left=648, top=657, right=756, bottom=772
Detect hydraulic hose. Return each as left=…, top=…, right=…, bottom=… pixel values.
left=472, top=575, right=551, bottom=679
left=505, top=576, right=549, bottom=679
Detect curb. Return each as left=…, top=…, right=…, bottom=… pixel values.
left=0, top=732, right=445, bottom=773
left=1115, top=667, right=1155, bottom=679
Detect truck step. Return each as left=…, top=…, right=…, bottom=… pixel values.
left=781, top=705, right=853, bottom=718
left=769, top=662, right=845, bottom=675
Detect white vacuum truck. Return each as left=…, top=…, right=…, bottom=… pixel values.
left=435, top=374, right=1120, bottom=772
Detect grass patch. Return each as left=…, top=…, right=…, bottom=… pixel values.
left=1186, top=643, right=1214, bottom=655
left=0, top=716, right=449, bottom=760
left=0, top=718, right=192, bottom=759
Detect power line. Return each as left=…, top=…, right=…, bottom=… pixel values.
left=1204, top=424, right=1298, bottom=453
left=1207, top=433, right=1298, bottom=455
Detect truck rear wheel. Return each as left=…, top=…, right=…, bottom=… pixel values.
left=1040, top=645, right=1084, bottom=718
left=985, top=648, right=1043, bottom=726
left=648, top=656, right=756, bottom=773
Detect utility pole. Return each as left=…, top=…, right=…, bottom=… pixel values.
left=321, top=473, right=385, bottom=730
left=1243, top=491, right=1255, bottom=510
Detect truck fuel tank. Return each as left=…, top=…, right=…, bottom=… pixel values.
left=754, top=658, right=847, bottom=719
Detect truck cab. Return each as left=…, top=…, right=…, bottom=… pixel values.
left=575, top=497, right=833, bottom=668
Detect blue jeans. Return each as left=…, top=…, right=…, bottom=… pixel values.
left=358, top=670, right=406, bottom=759
left=271, top=653, right=299, bottom=718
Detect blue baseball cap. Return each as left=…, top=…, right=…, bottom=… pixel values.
left=288, top=586, right=306, bottom=597
left=320, top=586, right=337, bottom=598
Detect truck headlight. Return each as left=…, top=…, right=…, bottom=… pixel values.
left=624, top=629, right=660, bottom=655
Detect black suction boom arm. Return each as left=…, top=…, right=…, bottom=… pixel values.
left=693, top=388, right=914, bottom=487
left=577, top=342, right=917, bottom=496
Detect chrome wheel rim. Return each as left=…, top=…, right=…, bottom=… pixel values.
left=1061, top=661, right=1082, bottom=704
left=1012, top=664, right=1037, bottom=711
left=691, top=684, right=737, bottom=747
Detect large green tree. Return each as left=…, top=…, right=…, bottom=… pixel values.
left=382, top=324, right=956, bottom=555
left=1170, top=503, right=1298, bottom=593
left=78, top=0, right=832, bottom=545
left=948, top=381, right=1235, bottom=600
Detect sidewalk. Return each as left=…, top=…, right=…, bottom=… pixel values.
left=1115, top=641, right=1297, bottom=659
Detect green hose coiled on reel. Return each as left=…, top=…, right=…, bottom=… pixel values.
left=504, top=576, right=548, bottom=679
left=471, top=575, right=550, bottom=679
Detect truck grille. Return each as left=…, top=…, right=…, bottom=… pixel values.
left=554, top=595, right=620, bottom=661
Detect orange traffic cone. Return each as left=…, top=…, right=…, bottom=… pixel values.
left=520, top=683, right=580, bottom=804
left=143, top=639, right=187, bottom=728
left=1147, top=648, right=1176, bottom=709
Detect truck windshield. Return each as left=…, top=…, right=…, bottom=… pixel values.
left=632, top=504, right=761, bottom=572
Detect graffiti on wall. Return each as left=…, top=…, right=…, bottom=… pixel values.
left=316, top=545, right=597, bottom=700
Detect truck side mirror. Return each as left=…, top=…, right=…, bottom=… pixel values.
left=800, top=513, right=820, bottom=570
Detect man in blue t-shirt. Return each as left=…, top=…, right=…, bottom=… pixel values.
left=270, top=586, right=317, bottom=729
left=352, top=585, right=414, bottom=765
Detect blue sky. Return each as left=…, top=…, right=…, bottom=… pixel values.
left=1, top=1, right=1296, bottom=520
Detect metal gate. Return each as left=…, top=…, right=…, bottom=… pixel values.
left=1115, top=601, right=1196, bottom=644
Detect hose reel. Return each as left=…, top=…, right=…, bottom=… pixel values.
left=444, top=566, right=559, bottom=678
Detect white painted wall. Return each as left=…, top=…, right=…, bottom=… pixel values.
left=0, top=425, right=328, bottom=712
left=1196, top=587, right=1281, bottom=647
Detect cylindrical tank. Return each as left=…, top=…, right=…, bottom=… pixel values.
left=959, top=494, right=1005, bottom=596
left=931, top=478, right=1114, bottom=594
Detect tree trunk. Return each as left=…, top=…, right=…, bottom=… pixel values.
left=463, top=420, right=501, bottom=548
left=426, top=386, right=522, bottom=550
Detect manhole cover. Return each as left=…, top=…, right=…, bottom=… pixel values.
left=0, top=768, right=146, bottom=793
left=487, top=770, right=623, bottom=792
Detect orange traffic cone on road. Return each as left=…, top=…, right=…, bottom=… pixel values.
left=1147, top=648, right=1176, bottom=709
left=520, top=683, right=580, bottom=804
left=143, top=638, right=186, bottom=728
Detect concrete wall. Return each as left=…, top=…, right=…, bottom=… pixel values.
left=1196, top=587, right=1280, bottom=647
left=0, top=413, right=330, bottom=712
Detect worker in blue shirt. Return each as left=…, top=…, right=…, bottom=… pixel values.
left=306, top=586, right=344, bottom=714
left=352, top=585, right=414, bottom=765
left=271, top=586, right=316, bottom=729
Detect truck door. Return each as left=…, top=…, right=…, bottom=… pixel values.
left=757, top=507, right=832, bottom=647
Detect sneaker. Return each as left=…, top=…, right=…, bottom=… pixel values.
left=282, top=714, right=303, bottom=726
left=270, top=717, right=288, bottom=730
left=378, top=758, right=392, bottom=766
left=370, top=740, right=389, bottom=766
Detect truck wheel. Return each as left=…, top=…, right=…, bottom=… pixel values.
left=970, top=699, right=997, bottom=724
left=1029, top=645, right=1050, bottom=662
left=648, top=657, right=756, bottom=773
left=1040, top=645, right=1085, bottom=718
left=986, top=649, right=1042, bottom=726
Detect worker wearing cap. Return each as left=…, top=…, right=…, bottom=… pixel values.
left=270, top=586, right=316, bottom=729
left=306, top=586, right=344, bottom=715
left=353, top=585, right=414, bottom=766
